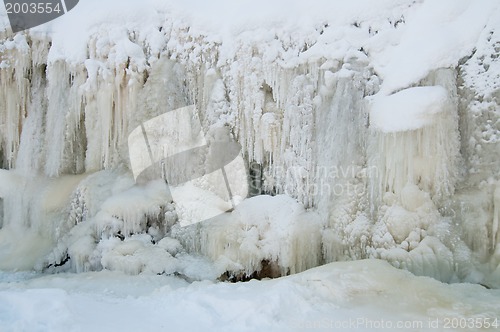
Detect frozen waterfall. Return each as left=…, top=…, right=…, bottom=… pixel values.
left=0, top=0, right=500, bottom=286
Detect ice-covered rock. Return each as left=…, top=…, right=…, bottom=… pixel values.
left=0, top=0, right=499, bottom=284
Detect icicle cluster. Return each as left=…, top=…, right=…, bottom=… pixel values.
left=0, top=2, right=499, bottom=285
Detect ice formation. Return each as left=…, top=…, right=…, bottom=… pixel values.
left=173, top=195, right=322, bottom=278
left=0, top=0, right=500, bottom=286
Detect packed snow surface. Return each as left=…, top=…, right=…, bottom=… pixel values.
left=1, top=260, right=499, bottom=332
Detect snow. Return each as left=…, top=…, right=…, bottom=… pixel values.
left=0, top=260, right=499, bottom=332
left=369, top=0, right=499, bottom=94
left=369, top=86, right=448, bottom=133
left=28, top=0, right=414, bottom=64
left=14, top=0, right=495, bottom=95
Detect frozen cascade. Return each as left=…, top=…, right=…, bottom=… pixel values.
left=315, top=56, right=374, bottom=263
left=173, top=195, right=322, bottom=279
left=369, top=68, right=460, bottom=204
left=0, top=33, right=31, bottom=169
left=0, top=0, right=499, bottom=285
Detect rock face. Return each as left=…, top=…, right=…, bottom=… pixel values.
left=0, top=1, right=499, bottom=285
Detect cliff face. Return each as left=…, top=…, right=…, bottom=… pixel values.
left=0, top=0, right=499, bottom=285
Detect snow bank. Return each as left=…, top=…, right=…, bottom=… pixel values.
left=0, top=260, right=499, bottom=332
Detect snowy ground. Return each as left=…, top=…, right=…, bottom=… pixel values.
left=1, top=260, right=499, bottom=332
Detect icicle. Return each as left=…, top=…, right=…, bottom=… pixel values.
left=0, top=5, right=498, bottom=283
left=493, top=185, right=500, bottom=250
left=0, top=34, right=31, bottom=169
left=190, top=195, right=322, bottom=278
left=368, top=69, right=460, bottom=207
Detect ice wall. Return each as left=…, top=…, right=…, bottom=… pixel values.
left=0, top=0, right=499, bottom=285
